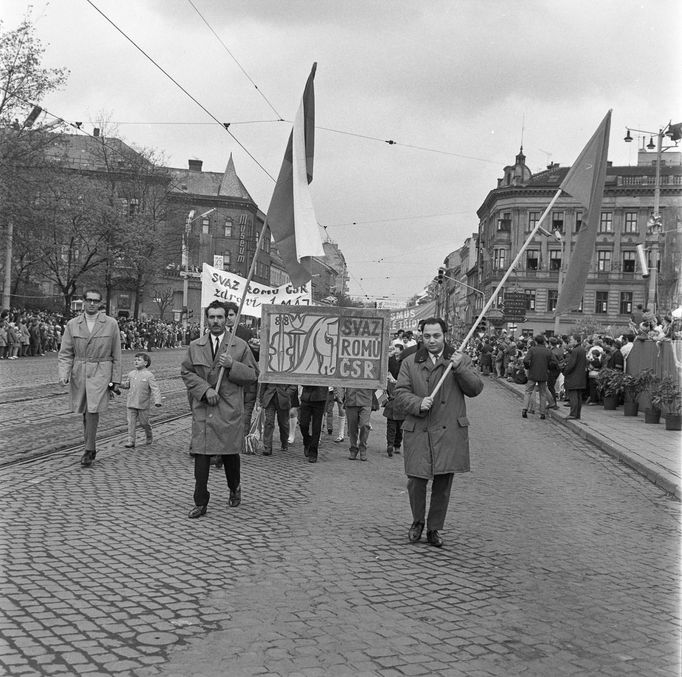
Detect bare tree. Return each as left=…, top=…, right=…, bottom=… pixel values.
left=151, top=285, right=175, bottom=321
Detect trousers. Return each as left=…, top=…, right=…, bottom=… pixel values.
left=82, top=412, right=99, bottom=452
left=299, top=400, right=325, bottom=457
left=126, top=407, right=152, bottom=444
left=263, top=401, right=290, bottom=451
left=346, top=405, right=371, bottom=456
left=193, top=454, right=240, bottom=507
left=407, top=473, right=454, bottom=531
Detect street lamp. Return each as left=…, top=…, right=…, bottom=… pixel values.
left=181, top=208, right=216, bottom=340
left=624, top=121, right=681, bottom=312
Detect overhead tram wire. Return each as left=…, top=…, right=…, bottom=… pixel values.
left=186, top=0, right=284, bottom=122
left=84, top=0, right=275, bottom=182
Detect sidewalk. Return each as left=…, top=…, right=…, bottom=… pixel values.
left=495, top=376, right=682, bottom=500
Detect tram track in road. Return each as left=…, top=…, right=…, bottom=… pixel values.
left=0, top=410, right=192, bottom=473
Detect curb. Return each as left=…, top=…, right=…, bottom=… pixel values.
left=495, top=377, right=681, bottom=500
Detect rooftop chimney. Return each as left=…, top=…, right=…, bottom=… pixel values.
left=188, top=159, right=203, bottom=172
left=93, top=127, right=100, bottom=137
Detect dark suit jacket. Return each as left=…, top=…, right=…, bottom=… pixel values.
left=563, top=345, right=587, bottom=390
left=260, top=383, right=297, bottom=410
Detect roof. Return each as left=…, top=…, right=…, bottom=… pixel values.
left=168, top=153, right=253, bottom=201
left=41, top=133, right=147, bottom=171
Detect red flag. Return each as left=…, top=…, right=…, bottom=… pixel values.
left=555, top=111, right=611, bottom=314
left=267, top=63, right=325, bottom=287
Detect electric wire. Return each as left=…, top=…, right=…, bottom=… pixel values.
left=186, top=0, right=284, bottom=122
left=84, top=0, right=276, bottom=182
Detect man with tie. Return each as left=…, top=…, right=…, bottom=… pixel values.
left=181, top=300, right=258, bottom=518
left=395, top=317, right=483, bottom=548
left=58, top=288, right=122, bottom=468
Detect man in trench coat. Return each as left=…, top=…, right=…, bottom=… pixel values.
left=58, top=289, right=122, bottom=467
left=395, top=317, right=483, bottom=548
left=181, top=300, right=258, bottom=518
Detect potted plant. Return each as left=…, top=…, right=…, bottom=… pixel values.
left=621, top=372, right=644, bottom=416
left=595, top=368, right=623, bottom=410
left=639, top=369, right=661, bottom=423
left=651, top=376, right=682, bottom=431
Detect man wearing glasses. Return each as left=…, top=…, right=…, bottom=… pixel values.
left=58, top=289, right=122, bottom=467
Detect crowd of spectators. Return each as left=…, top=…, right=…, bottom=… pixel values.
left=0, top=307, right=206, bottom=359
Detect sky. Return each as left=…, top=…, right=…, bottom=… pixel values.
left=3, top=0, right=681, bottom=305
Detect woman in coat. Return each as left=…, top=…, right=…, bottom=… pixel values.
left=395, top=317, right=483, bottom=548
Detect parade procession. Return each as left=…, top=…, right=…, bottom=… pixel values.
left=1, top=3, right=681, bottom=676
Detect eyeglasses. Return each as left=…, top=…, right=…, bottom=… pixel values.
left=85, top=299, right=101, bottom=303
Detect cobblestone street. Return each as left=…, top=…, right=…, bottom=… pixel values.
left=0, top=352, right=679, bottom=676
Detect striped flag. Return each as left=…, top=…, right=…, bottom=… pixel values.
left=267, top=63, right=325, bottom=287
left=555, top=111, right=612, bottom=314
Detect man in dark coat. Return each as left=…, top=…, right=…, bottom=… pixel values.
left=562, top=334, right=587, bottom=420
left=395, top=317, right=483, bottom=548
left=181, top=300, right=258, bottom=518
left=521, top=334, right=558, bottom=419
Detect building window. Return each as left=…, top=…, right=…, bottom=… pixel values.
left=224, top=222, right=233, bottom=238
left=552, top=211, right=564, bottom=233
left=129, top=198, right=139, bottom=216
left=622, top=251, right=636, bottom=273
left=493, top=249, right=506, bottom=270
left=222, top=251, right=231, bottom=269
left=497, top=212, right=511, bottom=231
left=526, top=249, right=539, bottom=270
left=595, top=291, right=608, bottom=314
left=599, top=211, right=613, bottom=233
left=574, top=211, right=583, bottom=233
left=527, top=211, right=540, bottom=232
left=620, top=291, right=632, bottom=315
left=549, top=250, right=561, bottom=271
left=597, top=250, right=611, bottom=272
left=263, top=227, right=271, bottom=253
left=525, top=289, right=536, bottom=311
left=647, top=253, right=662, bottom=272
left=202, top=218, right=210, bottom=234
left=624, top=211, right=638, bottom=233
left=548, top=289, right=558, bottom=311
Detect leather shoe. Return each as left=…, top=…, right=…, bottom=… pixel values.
left=308, top=454, right=318, bottom=463
left=124, top=442, right=135, bottom=449
left=540, top=414, right=546, bottom=420
left=426, top=530, right=443, bottom=548
left=188, top=504, right=207, bottom=519
left=408, top=521, right=424, bottom=543
left=262, top=449, right=272, bottom=456
left=80, top=451, right=95, bottom=467
left=521, top=409, right=528, bottom=418
left=566, top=415, right=580, bottom=420
left=303, top=445, right=309, bottom=458
left=228, top=487, right=241, bottom=507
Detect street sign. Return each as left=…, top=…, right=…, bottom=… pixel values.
left=503, top=315, right=527, bottom=323
left=503, top=292, right=527, bottom=322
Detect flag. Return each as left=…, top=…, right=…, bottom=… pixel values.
left=555, top=110, right=612, bottom=314
left=267, top=63, right=325, bottom=287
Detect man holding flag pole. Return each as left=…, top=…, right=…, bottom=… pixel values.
left=395, top=112, right=611, bottom=546
left=182, top=63, right=324, bottom=516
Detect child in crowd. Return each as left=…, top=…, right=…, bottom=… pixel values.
left=120, top=352, right=162, bottom=448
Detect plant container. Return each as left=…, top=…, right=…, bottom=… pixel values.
left=644, top=408, right=661, bottom=424
left=665, top=414, right=681, bottom=431
left=623, top=401, right=639, bottom=417
left=603, top=395, right=619, bottom=411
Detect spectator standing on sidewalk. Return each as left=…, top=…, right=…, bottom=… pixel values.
left=120, top=352, right=162, bottom=448
left=181, top=300, right=258, bottom=518
left=395, top=317, right=483, bottom=548
left=299, top=385, right=328, bottom=463
left=260, top=383, right=297, bottom=456
left=344, top=387, right=375, bottom=461
left=521, top=335, right=558, bottom=420
left=563, top=334, right=587, bottom=420
left=58, top=289, right=122, bottom=467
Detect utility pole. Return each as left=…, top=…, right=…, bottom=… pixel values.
left=2, top=220, right=13, bottom=309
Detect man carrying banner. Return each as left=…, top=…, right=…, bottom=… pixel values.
left=395, top=317, right=483, bottom=548
left=181, top=300, right=258, bottom=518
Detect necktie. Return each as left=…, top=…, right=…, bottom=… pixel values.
left=212, top=337, right=219, bottom=360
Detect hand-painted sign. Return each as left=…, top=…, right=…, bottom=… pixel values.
left=259, top=305, right=391, bottom=388
left=200, top=263, right=311, bottom=318
left=388, top=300, right=437, bottom=332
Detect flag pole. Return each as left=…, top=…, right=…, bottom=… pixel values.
left=214, top=219, right=270, bottom=392
left=429, top=187, right=564, bottom=398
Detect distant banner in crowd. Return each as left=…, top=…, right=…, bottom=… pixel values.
left=259, top=305, right=391, bottom=388
left=389, top=301, right=437, bottom=332
left=200, top=263, right=312, bottom=318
